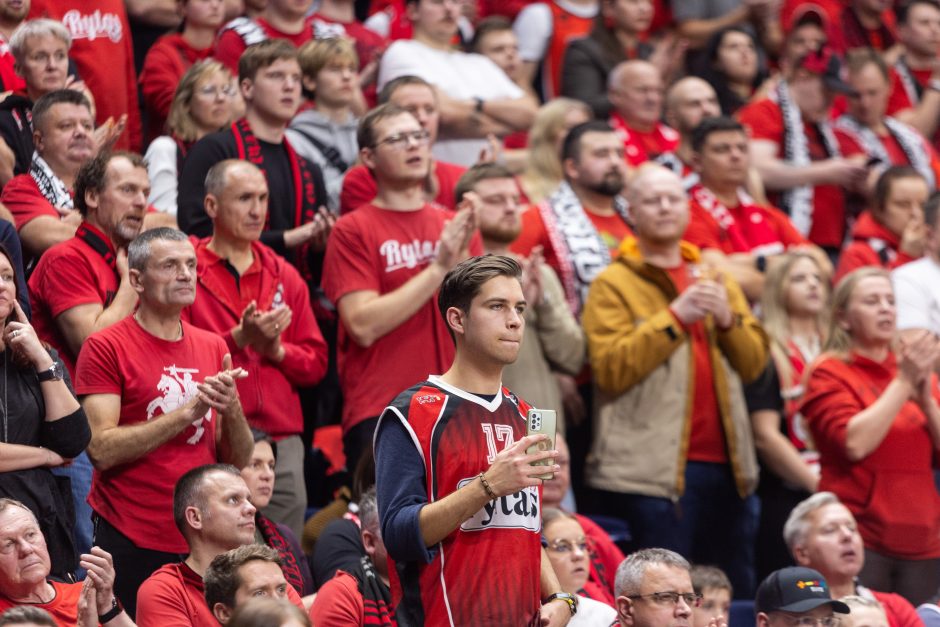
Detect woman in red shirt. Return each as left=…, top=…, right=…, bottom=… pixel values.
left=801, top=267, right=940, bottom=605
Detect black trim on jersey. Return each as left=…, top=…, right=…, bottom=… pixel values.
left=428, top=397, right=459, bottom=504
left=394, top=560, right=425, bottom=627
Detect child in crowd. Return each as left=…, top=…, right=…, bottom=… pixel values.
left=691, top=565, right=733, bottom=627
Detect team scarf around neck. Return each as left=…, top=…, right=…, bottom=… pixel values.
left=30, top=152, right=73, bottom=214
left=655, top=151, right=699, bottom=191
left=833, top=114, right=935, bottom=189
left=895, top=57, right=923, bottom=106
left=255, top=513, right=305, bottom=594
left=539, top=181, right=630, bottom=316
left=777, top=80, right=840, bottom=237
left=348, top=555, right=394, bottom=626
left=75, top=222, right=117, bottom=274
left=608, top=111, right=679, bottom=164
left=689, top=184, right=786, bottom=257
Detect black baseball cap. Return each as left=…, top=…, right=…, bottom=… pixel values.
left=755, top=567, right=851, bottom=615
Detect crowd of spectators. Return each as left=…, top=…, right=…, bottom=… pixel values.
left=3, top=0, right=940, bottom=624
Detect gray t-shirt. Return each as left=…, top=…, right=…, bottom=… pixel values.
left=671, top=0, right=742, bottom=22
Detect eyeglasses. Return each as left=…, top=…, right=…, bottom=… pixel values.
left=548, top=538, right=589, bottom=554
left=628, top=592, right=703, bottom=608
left=197, top=85, right=237, bottom=99
left=373, top=129, right=430, bottom=149
left=774, top=615, right=841, bottom=627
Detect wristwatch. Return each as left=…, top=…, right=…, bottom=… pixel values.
left=544, top=591, right=578, bottom=615
left=98, top=596, right=123, bottom=623
left=36, top=361, right=63, bottom=383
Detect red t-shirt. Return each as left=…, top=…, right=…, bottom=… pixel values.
left=738, top=97, right=848, bottom=248
left=339, top=160, right=467, bottom=214
left=75, top=317, right=228, bottom=553
left=322, top=203, right=481, bottom=431
left=0, top=581, right=82, bottom=627
left=28, top=222, right=121, bottom=377
left=666, top=263, right=726, bottom=464
left=0, top=33, right=24, bottom=93
left=834, top=121, right=940, bottom=183
left=1, top=173, right=61, bottom=231
left=309, top=13, right=387, bottom=70
left=215, top=17, right=315, bottom=74
left=684, top=185, right=807, bottom=256
left=140, top=34, right=214, bottom=143
left=886, top=65, right=940, bottom=152
left=29, top=0, right=141, bottom=151
left=833, top=211, right=918, bottom=283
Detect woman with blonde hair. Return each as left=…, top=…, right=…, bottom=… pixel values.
left=518, top=98, right=592, bottom=204
left=801, top=267, right=940, bottom=605
left=144, top=60, right=237, bottom=216
left=748, top=250, right=828, bottom=579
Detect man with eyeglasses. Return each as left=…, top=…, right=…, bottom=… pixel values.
left=755, top=566, right=850, bottom=627
left=612, top=547, right=700, bottom=627
left=321, top=102, right=482, bottom=472
left=178, top=39, right=332, bottom=280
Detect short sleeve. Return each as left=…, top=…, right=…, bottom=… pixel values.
left=513, top=3, right=553, bottom=62
left=339, top=165, right=377, bottom=215
left=321, top=214, right=381, bottom=304
left=74, top=332, right=123, bottom=396
left=744, top=360, right=784, bottom=414
left=33, top=250, right=104, bottom=318
left=737, top=99, right=783, bottom=144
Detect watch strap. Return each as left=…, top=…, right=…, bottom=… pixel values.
left=544, top=591, right=578, bottom=615
left=98, top=596, right=123, bottom=623
left=36, top=363, right=61, bottom=382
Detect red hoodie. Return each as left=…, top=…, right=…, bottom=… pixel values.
left=834, top=211, right=918, bottom=283
left=140, top=34, right=214, bottom=143
left=183, top=238, right=329, bottom=439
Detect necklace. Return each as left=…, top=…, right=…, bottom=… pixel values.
left=134, top=312, right=183, bottom=341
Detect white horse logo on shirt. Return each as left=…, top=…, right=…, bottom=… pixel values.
left=146, top=365, right=211, bottom=445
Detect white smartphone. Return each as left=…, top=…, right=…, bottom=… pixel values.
left=526, top=408, right=556, bottom=480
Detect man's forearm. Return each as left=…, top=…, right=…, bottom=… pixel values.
left=480, top=96, right=538, bottom=131
left=675, top=5, right=749, bottom=49
left=417, top=476, right=491, bottom=547
left=87, top=405, right=197, bottom=470
left=93, top=285, right=138, bottom=336
left=216, top=404, right=253, bottom=469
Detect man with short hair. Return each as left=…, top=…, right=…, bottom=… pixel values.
left=204, top=545, right=295, bottom=625
left=471, top=16, right=532, bottom=97
left=76, top=228, right=254, bottom=618
left=738, top=45, right=868, bottom=255
left=377, top=0, right=537, bottom=167
left=339, top=75, right=467, bottom=214
left=754, top=566, right=849, bottom=627
left=582, top=165, right=767, bottom=596
left=374, top=255, right=572, bottom=625
left=783, top=492, right=923, bottom=627
left=1, top=89, right=94, bottom=259
left=511, top=120, right=632, bottom=315
left=611, top=548, right=696, bottom=627
left=136, top=465, right=304, bottom=627
left=659, top=77, right=722, bottom=190
left=888, top=0, right=940, bottom=150
left=607, top=60, right=679, bottom=166
left=179, top=39, right=330, bottom=271
left=0, top=499, right=132, bottom=627
left=184, top=159, right=328, bottom=537
left=309, top=487, right=393, bottom=625
left=322, top=103, right=479, bottom=472
left=893, top=192, right=940, bottom=337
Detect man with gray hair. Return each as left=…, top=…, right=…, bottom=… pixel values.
left=783, top=492, right=922, bottom=627
left=607, top=60, right=679, bottom=166
left=612, top=548, right=697, bottom=627
left=74, top=227, right=254, bottom=618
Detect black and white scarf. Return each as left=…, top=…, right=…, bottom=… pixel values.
left=29, top=152, right=72, bottom=214
left=895, top=57, right=923, bottom=106
left=778, top=80, right=840, bottom=236
left=538, top=181, right=630, bottom=315
left=834, top=114, right=935, bottom=188
left=655, top=151, right=699, bottom=191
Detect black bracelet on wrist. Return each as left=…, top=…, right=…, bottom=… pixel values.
left=98, top=596, right=123, bottom=624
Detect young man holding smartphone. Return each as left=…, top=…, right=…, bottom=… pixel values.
left=373, top=254, right=573, bottom=627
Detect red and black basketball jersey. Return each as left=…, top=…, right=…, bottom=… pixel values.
left=380, top=376, right=543, bottom=626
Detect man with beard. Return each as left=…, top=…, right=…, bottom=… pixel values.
left=455, top=163, right=585, bottom=431
left=512, top=120, right=631, bottom=316
left=658, top=77, right=722, bottom=192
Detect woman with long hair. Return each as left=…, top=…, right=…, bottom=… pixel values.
left=0, top=244, right=89, bottom=580
left=518, top=99, right=592, bottom=205
left=696, top=26, right=767, bottom=115
left=748, top=251, right=828, bottom=580
left=801, top=267, right=940, bottom=605
left=144, top=60, right=237, bottom=216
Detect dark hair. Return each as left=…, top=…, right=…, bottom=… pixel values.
left=897, top=0, right=940, bottom=25
left=873, top=165, right=925, bottom=214
left=561, top=120, right=616, bottom=163
left=588, top=0, right=645, bottom=68
left=357, top=103, right=414, bottom=151
left=691, top=116, right=746, bottom=153
left=691, top=564, right=733, bottom=596
left=454, top=163, right=516, bottom=204
left=377, top=75, right=434, bottom=105
left=127, top=227, right=190, bottom=272
left=250, top=428, right=277, bottom=461
left=173, top=463, right=241, bottom=537
left=438, top=255, right=522, bottom=341
left=239, top=39, right=298, bottom=83
left=204, top=544, right=283, bottom=612
left=469, top=16, right=513, bottom=53
left=74, top=151, right=147, bottom=216
left=0, top=607, right=57, bottom=626
left=31, top=88, right=90, bottom=135
left=228, top=598, right=311, bottom=627
left=925, top=191, right=940, bottom=228
left=696, top=26, right=768, bottom=115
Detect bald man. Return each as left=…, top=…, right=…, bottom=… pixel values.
left=607, top=61, right=679, bottom=165
left=582, top=164, right=767, bottom=598
left=658, top=77, right=722, bottom=189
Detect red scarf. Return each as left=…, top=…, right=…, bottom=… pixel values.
left=689, top=184, right=786, bottom=257
left=256, top=513, right=305, bottom=595
left=608, top=112, right=679, bottom=165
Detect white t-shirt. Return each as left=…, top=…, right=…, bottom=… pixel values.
left=892, top=256, right=940, bottom=335
left=570, top=595, right=618, bottom=626
left=144, top=135, right=179, bottom=216
left=513, top=0, right=599, bottom=61
left=377, top=39, right=524, bottom=166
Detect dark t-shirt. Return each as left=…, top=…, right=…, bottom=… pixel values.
left=311, top=518, right=364, bottom=589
